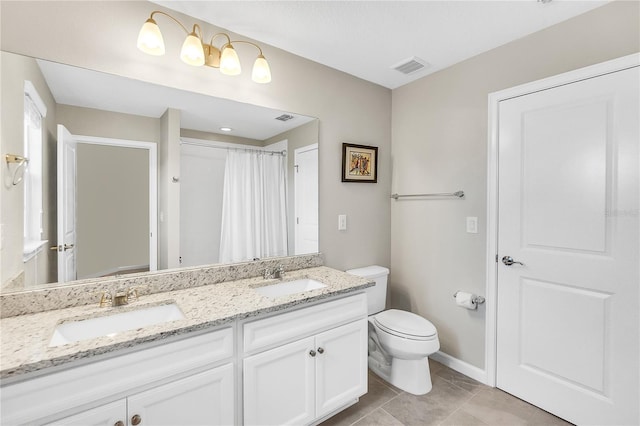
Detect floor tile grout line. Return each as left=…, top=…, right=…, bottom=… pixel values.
left=380, top=406, right=405, bottom=426
left=434, top=369, right=486, bottom=397
left=378, top=394, right=406, bottom=426
left=347, top=385, right=404, bottom=426
left=434, top=378, right=480, bottom=426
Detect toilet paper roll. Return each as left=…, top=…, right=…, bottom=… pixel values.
left=455, top=291, right=477, bottom=310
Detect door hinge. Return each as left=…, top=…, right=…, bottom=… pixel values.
left=495, top=254, right=499, bottom=263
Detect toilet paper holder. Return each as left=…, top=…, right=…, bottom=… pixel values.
left=453, top=291, right=485, bottom=305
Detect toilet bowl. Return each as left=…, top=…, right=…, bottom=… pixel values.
left=347, top=266, right=440, bottom=395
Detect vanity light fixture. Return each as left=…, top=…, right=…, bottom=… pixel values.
left=137, top=11, right=272, bottom=83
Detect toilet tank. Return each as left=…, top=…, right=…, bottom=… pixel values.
left=346, top=265, right=390, bottom=315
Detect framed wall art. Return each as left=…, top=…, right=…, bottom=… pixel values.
left=341, top=143, right=378, bottom=183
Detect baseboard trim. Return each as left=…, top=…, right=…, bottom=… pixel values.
left=430, top=351, right=489, bottom=385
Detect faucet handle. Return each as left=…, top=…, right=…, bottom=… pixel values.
left=126, top=287, right=139, bottom=303
left=275, top=264, right=285, bottom=279
left=99, top=290, right=113, bottom=307
left=263, top=268, right=273, bottom=280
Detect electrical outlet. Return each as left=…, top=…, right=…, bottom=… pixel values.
left=338, top=214, right=347, bottom=231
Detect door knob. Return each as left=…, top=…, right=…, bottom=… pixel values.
left=51, top=244, right=75, bottom=252
left=502, top=256, right=524, bottom=266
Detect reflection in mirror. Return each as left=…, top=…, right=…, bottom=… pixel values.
left=0, top=51, right=319, bottom=293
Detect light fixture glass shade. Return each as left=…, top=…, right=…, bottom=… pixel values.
left=252, top=55, right=271, bottom=83
left=220, top=45, right=241, bottom=76
left=180, top=32, right=205, bottom=66
left=137, top=18, right=165, bottom=56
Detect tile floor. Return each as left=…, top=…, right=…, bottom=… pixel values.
left=321, top=360, right=572, bottom=426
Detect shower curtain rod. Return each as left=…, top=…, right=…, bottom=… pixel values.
left=180, top=140, right=286, bottom=156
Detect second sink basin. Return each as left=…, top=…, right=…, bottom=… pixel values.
left=255, top=278, right=327, bottom=298
left=49, top=303, right=185, bottom=347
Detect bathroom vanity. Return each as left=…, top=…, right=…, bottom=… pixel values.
left=0, top=264, right=372, bottom=425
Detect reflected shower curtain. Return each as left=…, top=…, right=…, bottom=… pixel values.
left=219, top=150, right=288, bottom=263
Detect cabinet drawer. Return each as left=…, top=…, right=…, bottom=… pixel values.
left=1, top=327, right=233, bottom=425
left=243, top=293, right=366, bottom=354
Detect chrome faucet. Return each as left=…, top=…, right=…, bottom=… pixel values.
left=263, top=264, right=285, bottom=280
left=274, top=264, right=285, bottom=280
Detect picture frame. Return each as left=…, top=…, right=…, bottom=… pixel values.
left=342, top=143, right=378, bottom=183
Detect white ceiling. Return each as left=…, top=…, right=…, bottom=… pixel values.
left=36, top=59, right=315, bottom=140
left=155, top=0, right=609, bottom=89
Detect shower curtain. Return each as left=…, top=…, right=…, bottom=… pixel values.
left=219, top=150, right=288, bottom=263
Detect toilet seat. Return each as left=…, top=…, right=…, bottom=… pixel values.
left=374, top=309, right=437, bottom=341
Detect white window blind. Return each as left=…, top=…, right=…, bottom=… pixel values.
left=23, top=91, right=44, bottom=254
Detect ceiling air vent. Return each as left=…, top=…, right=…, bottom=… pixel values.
left=392, top=56, right=429, bottom=75
left=275, top=114, right=295, bottom=122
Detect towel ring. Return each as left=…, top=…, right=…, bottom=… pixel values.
left=5, top=154, right=29, bottom=186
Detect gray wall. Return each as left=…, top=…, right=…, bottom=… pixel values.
left=0, top=1, right=393, bottom=275
left=265, top=120, right=320, bottom=253
left=180, top=128, right=263, bottom=147
left=390, top=1, right=640, bottom=369
left=0, top=52, right=58, bottom=286
left=76, top=143, right=149, bottom=278
left=57, top=104, right=160, bottom=143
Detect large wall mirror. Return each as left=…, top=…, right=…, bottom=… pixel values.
left=1, top=50, right=319, bottom=293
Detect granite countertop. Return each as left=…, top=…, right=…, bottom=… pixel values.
left=0, top=266, right=372, bottom=380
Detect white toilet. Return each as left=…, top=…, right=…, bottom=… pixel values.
left=347, top=265, right=440, bottom=395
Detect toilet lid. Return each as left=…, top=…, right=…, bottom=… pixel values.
left=374, top=309, right=437, bottom=339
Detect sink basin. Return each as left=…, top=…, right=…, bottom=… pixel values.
left=49, top=303, right=185, bottom=347
left=254, top=278, right=327, bottom=298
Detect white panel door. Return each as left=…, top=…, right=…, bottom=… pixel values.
left=243, top=336, right=316, bottom=426
left=127, top=365, right=234, bottom=426
left=294, top=144, right=318, bottom=255
left=56, top=124, right=77, bottom=282
left=315, top=319, right=368, bottom=418
left=497, top=66, right=639, bottom=425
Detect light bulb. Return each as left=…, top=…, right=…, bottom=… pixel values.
left=137, top=18, right=165, bottom=56
left=220, top=45, right=241, bottom=76
left=252, top=55, right=271, bottom=83
left=180, top=32, right=205, bottom=66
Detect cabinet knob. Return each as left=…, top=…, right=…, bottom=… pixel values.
left=114, top=422, right=124, bottom=426
left=309, top=349, right=316, bottom=357
left=131, top=414, right=142, bottom=425
left=317, top=347, right=325, bottom=354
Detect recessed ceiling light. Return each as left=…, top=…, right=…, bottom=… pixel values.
left=220, top=127, right=233, bottom=132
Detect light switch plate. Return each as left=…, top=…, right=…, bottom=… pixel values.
left=466, top=217, right=478, bottom=234
left=338, top=214, right=347, bottom=231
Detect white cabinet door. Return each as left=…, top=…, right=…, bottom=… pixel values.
left=243, top=336, right=316, bottom=426
left=127, top=364, right=234, bottom=426
left=44, top=399, right=126, bottom=426
left=315, top=319, right=368, bottom=418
